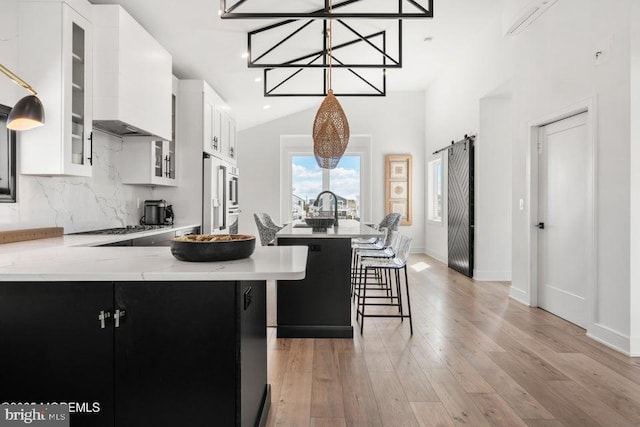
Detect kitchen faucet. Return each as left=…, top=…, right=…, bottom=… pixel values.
left=313, top=190, right=339, bottom=227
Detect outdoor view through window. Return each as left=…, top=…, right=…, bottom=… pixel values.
left=291, top=155, right=360, bottom=221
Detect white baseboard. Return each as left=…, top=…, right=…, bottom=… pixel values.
left=473, top=269, right=512, bottom=282
left=587, top=323, right=631, bottom=356
left=630, top=335, right=640, bottom=358
left=410, top=247, right=425, bottom=254
left=424, top=248, right=446, bottom=264
left=509, top=286, right=530, bottom=306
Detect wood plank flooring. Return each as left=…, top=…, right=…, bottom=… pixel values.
left=265, top=254, right=640, bottom=427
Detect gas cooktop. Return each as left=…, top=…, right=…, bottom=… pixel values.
left=72, top=225, right=173, bottom=235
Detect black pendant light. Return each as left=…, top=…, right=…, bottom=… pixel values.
left=0, top=64, right=45, bottom=131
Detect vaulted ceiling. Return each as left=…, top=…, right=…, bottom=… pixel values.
left=90, top=0, right=502, bottom=130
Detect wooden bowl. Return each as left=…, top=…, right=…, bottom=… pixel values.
left=170, top=234, right=256, bottom=262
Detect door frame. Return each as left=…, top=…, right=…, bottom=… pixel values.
left=525, top=97, right=597, bottom=329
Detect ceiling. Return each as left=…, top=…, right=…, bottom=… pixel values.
left=89, top=0, right=503, bottom=130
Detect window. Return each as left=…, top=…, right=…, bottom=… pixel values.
left=291, top=155, right=361, bottom=220
left=281, top=135, right=371, bottom=223
left=428, top=158, right=442, bottom=222
left=0, top=105, right=17, bottom=203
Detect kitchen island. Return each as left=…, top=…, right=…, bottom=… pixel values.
left=0, top=243, right=307, bottom=427
left=276, top=220, right=380, bottom=338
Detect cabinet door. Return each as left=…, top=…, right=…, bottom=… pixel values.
left=114, top=282, right=237, bottom=426
left=238, top=281, right=268, bottom=427
left=229, top=116, right=237, bottom=161
left=0, top=282, right=113, bottom=427
left=18, top=2, right=92, bottom=176
left=213, top=107, right=223, bottom=154
left=203, top=97, right=215, bottom=154
left=65, top=4, right=93, bottom=176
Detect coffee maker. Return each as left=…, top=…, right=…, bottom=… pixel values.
left=141, top=200, right=174, bottom=225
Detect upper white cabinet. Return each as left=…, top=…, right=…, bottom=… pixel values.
left=181, top=80, right=237, bottom=164
left=18, top=1, right=93, bottom=176
left=92, top=5, right=172, bottom=140
left=118, top=76, right=178, bottom=187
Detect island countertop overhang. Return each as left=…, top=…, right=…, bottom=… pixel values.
left=0, top=246, right=308, bottom=282
left=276, top=219, right=381, bottom=239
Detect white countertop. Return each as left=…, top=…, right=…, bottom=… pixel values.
left=0, top=224, right=200, bottom=254
left=0, top=224, right=308, bottom=281
left=0, top=246, right=308, bottom=282
left=276, top=219, right=381, bottom=239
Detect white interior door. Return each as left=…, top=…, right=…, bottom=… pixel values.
left=537, top=112, right=590, bottom=328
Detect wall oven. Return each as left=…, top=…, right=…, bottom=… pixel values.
left=227, top=165, right=239, bottom=234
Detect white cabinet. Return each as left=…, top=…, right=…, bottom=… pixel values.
left=18, top=1, right=93, bottom=176
left=118, top=76, right=178, bottom=187
left=118, top=137, right=176, bottom=187
left=199, top=84, right=237, bottom=163
left=92, top=5, right=172, bottom=140
left=203, top=95, right=221, bottom=156
left=228, top=115, right=237, bottom=161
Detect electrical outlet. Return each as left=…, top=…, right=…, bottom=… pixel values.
left=136, top=197, right=140, bottom=209
left=519, top=199, right=525, bottom=211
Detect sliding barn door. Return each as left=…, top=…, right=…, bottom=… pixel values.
left=448, top=139, right=475, bottom=277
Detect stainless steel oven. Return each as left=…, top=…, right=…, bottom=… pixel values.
left=228, top=165, right=239, bottom=207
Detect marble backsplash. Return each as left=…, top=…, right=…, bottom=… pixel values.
left=0, top=131, right=154, bottom=233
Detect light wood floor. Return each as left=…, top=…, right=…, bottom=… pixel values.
left=265, top=254, right=640, bottom=427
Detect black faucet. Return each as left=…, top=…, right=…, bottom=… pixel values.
left=313, top=190, right=339, bottom=227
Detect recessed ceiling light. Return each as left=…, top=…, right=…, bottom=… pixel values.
left=241, top=52, right=249, bottom=59
left=263, top=105, right=271, bottom=110
left=254, top=77, right=262, bottom=83
left=423, top=36, right=434, bottom=42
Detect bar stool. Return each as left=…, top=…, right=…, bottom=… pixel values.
left=351, top=231, right=400, bottom=298
left=355, top=234, right=413, bottom=334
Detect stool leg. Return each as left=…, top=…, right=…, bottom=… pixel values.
left=360, top=267, right=368, bottom=334
left=356, top=263, right=364, bottom=321
left=404, top=266, right=413, bottom=334
left=395, top=269, right=403, bottom=317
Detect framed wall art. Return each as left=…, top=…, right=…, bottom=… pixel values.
left=385, top=154, right=412, bottom=225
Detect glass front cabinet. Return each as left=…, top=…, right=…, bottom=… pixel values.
left=19, top=2, right=93, bottom=176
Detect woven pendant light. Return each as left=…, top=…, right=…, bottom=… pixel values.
left=312, top=1, right=349, bottom=169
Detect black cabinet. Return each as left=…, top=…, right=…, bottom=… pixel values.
left=131, top=230, right=176, bottom=247
left=0, top=280, right=268, bottom=427
left=276, top=237, right=352, bottom=338
left=0, top=283, right=114, bottom=427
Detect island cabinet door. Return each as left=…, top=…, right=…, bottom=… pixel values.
left=113, top=281, right=237, bottom=426
left=238, top=281, right=268, bottom=427
left=0, top=282, right=114, bottom=427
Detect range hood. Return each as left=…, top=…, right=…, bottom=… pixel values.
left=92, top=5, right=172, bottom=141
left=93, top=120, right=156, bottom=138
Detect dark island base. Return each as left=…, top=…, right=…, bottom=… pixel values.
left=277, top=325, right=354, bottom=338
left=257, top=384, right=271, bottom=427
left=276, top=237, right=353, bottom=338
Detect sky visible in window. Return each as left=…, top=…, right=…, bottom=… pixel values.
left=292, top=155, right=360, bottom=202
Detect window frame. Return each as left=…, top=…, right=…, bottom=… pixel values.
left=427, top=156, right=443, bottom=224
left=0, top=104, right=17, bottom=204
left=280, top=135, right=372, bottom=223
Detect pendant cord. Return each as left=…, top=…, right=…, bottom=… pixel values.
left=328, top=0, right=333, bottom=91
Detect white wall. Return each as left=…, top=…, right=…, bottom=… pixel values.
left=424, top=0, right=633, bottom=353
left=475, top=95, right=513, bottom=281
left=629, top=0, right=640, bottom=357
left=238, top=91, right=426, bottom=252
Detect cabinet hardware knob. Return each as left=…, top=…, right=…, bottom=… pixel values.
left=114, top=309, right=126, bottom=328
left=98, top=310, right=111, bottom=329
